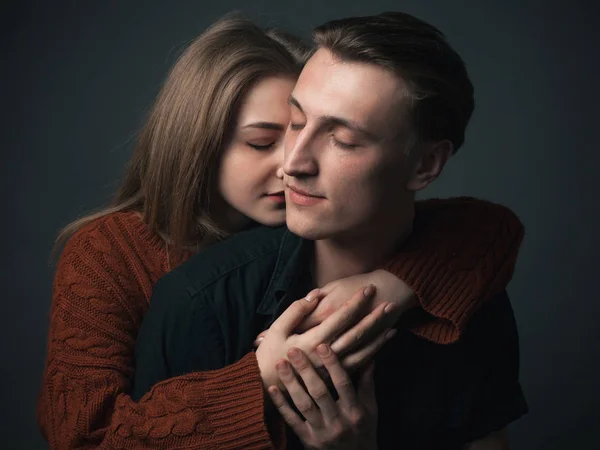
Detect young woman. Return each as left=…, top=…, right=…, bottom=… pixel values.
left=37, top=15, right=523, bottom=450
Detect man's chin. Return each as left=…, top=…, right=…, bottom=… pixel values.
left=286, top=219, right=328, bottom=241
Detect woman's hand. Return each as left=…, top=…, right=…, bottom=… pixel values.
left=254, top=270, right=415, bottom=346
left=255, top=285, right=396, bottom=392
left=298, top=269, right=418, bottom=334
left=268, top=345, right=378, bottom=450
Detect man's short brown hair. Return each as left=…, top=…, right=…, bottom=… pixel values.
left=313, top=12, right=475, bottom=153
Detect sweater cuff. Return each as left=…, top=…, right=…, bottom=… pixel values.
left=379, top=197, right=524, bottom=345
left=184, top=352, right=275, bottom=449
left=112, top=353, right=277, bottom=449
left=380, top=252, right=466, bottom=344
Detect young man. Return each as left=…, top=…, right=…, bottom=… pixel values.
left=133, top=12, right=527, bottom=449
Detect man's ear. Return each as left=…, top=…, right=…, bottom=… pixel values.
left=406, top=140, right=453, bottom=191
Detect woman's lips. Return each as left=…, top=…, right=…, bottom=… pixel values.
left=266, top=192, right=286, bottom=204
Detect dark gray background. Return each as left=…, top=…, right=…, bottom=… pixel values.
left=3, top=0, right=598, bottom=448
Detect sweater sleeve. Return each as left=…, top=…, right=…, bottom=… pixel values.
left=37, top=231, right=278, bottom=450
left=380, top=197, right=524, bottom=344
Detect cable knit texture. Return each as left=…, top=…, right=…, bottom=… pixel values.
left=37, top=197, right=524, bottom=449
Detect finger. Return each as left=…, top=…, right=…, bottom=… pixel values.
left=253, top=330, right=268, bottom=348
left=341, top=328, right=396, bottom=372
left=309, top=285, right=375, bottom=344
left=256, top=330, right=268, bottom=340
left=317, top=281, right=338, bottom=296
left=329, top=301, right=390, bottom=356
left=276, top=359, right=324, bottom=428
left=270, top=291, right=321, bottom=335
left=316, top=344, right=358, bottom=412
left=357, top=362, right=378, bottom=414
left=287, top=347, right=338, bottom=421
left=294, top=291, right=330, bottom=333
left=267, top=386, right=308, bottom=438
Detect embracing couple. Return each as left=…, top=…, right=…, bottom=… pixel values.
left=39, top=11, right=527, bottom=450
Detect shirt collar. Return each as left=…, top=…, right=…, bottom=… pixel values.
left=257, top=228, right=314, bottom=316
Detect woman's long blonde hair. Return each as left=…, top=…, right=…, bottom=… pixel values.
left=56, top=15, right=310, bottom=252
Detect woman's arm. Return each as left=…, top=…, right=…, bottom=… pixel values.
left=382, top=197, right=524, bottom=344
left=295, top=198, right=523, bottom=346
left=296, top=197, right=524, bottom=345
left=37, top=234, right=276, bottom=450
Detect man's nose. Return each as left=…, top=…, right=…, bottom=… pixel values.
left=283, top=130, right=318, bottom=177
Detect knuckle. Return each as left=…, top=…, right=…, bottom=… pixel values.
left=318, top=305, right=334, bottom=320
left=328, top=422, right=345, bottom=441
left=354, top=329, right=364, bottom=342
left=280, top=370, right=295, bottom=383
left=297, top=400, right=316, bottom=415
left=282, top=411, right=300, bottom=426
left=293, top=299, right=309, bottom=312
left=349, top=409, right=365, bottom=427
left=293, top=359, right=310, bottom=372
left=311, top=387, right=329, bottom=402
left=335, top=377, right=354, bottom=392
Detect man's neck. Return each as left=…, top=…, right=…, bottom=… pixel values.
left=312, top=213, right=414, bottom=288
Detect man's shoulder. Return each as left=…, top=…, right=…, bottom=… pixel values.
left=462, top=290, right=518, bottom=342
left=388, top=290, right=519, bottom=367
left=453, top=290, right=521, bottom=375
left=168, top=225, right=289, bottom=296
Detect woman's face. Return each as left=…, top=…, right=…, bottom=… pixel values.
left=218, top=75, right=295, bottom=229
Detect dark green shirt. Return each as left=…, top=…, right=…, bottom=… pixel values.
left=133, top=225, right=527, bottom=449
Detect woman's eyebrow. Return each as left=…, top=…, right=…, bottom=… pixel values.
left=241, top=122, right=285, bottom=130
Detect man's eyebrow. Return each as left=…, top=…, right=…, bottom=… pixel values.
left=241, top=122, right=285, bottom=130
left=289, top=95, right=378, bottom=141
left=320, top=116, right=379, bottom=141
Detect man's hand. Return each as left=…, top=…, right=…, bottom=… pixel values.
left=255, top=285, right=396, bottom=391
left=268, top=345, right=378, bottom=450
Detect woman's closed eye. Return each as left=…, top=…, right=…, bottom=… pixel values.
left=247, top=141, right=276, bottom=150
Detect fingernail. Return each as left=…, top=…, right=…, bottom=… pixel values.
left=268, top=386, right=278, bottom=397
left=256, top=337, right=264, bottom=344
left=385, top=328, right=397, bottom=340
left=276, top=360, right=289, bottom=372
left=363, top=284, right=375, bottom=297
left=317, top=344, right=330, bottom=357
left=305, top=288, right=320, bottom=302
left=288, top=348, right=300, bottom=361
left=384, top=302, right=397, bottom=314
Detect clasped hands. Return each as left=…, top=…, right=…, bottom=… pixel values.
left=254, top=269, right=417, bottom=449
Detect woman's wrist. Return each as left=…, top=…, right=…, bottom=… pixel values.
left=372, top=269, right=419, bottom=310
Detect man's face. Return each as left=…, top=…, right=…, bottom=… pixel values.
left=283, top=48, right=419, bottom=241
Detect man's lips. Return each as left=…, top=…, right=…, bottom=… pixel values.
left=286, top=185, right=325, bottom=206
left=286, top=185, right=324, bottom=198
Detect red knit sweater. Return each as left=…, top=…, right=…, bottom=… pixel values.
left=37, top=197, right=524, bottom=449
